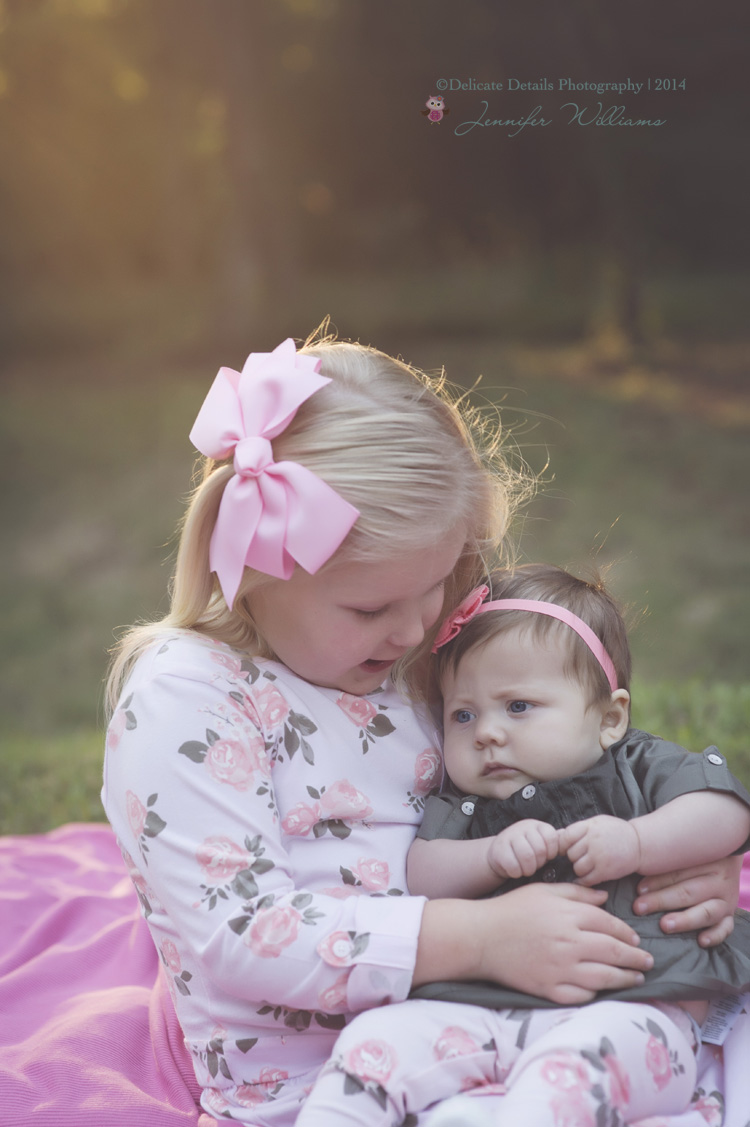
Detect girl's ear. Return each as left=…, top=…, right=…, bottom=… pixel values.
left=599, top=689, right=630, bottom=750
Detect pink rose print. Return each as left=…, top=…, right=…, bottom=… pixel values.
left=197, top=835, right=252, bottom=882
left=202, top=1089, right=233, bottom=1117
left=692, top=1092, right=724, bottom=1126
left=160, top=939, right=181, bottom=973
left=246, top=905, right=301, bottom=957
left=540, top=1053, right=591, bottom=1094
left=107, top=708, right=127, bottom=753
left=337, top=692, right=378, bottom=727
left=121, top=849, right=149, bottom=896
left=344, top=1040, right=396, bottom=1085
left=234, top=1085, right=264, bottom=1110
left=321, top=886, right=362, bottom=899
left=320, top=779, right=373, bottom=821
left=210, top=650, right=243, bottom=676
left=645, top=1035, right=672, bottom=1092
left=282, top=801, right=322, bottom=837
left=258, top=1067, right=289, bottom=1091
left=352, top=858, right=390, bottom=892
left=433, top=1026, right=482, bottom=1060
left=603, top=1053, right=630, bottom=1112
left=413, top=747, right=442, bottom=795
left=255, top=682, right=291, bottom=728
left=317, top=930, right=369, bottom=967
left=205, top=735, right=266, bottom=790
left=318, top=972, right=349, bottom=1012
left=335, top=692, right=395, bottom=753
left=126, top=791, right=147, bottom=838
left=549, top=1092, right=596, bottom=1127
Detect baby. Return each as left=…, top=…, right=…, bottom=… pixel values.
left=296, top=564, right=750, bottom=1127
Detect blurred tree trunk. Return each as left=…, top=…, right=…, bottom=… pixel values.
left=196, top=0, right=301, bottom=345
left=553, top=2, right=645, bottom=357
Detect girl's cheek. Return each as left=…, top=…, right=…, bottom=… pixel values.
left=424, top=590, right=447, bottom=629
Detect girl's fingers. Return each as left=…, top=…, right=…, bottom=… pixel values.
left=634, top=856, right=741, bottom=944
left=657, top=900, right=736, bottom=938
left=636, top=856, right=742, bottom=906
left=697, top=911, right=735, bottom=948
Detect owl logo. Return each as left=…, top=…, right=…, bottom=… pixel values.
left=421, top=95, right=449, bottom=124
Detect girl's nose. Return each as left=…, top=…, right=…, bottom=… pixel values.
left=387, top=610, right=427, bottom=649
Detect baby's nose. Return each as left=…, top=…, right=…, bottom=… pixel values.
left=475, top=719, right=506, bottom=747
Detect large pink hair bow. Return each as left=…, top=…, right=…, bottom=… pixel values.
left=189, top=338, right=360, bottom=608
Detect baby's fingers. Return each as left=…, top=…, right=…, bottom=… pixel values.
left=532, top=823, right=560, bottom=864
left=557, top=822, right=587, bottom=856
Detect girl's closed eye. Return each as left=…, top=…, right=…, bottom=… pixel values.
left=508, top=700, right=533, bottom=715
left=352, top=605, right=388, bottom=619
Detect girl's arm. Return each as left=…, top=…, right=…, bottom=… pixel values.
left=559, top=791, right=750, bottom=887
left=408, top=819, right=559, bottom=898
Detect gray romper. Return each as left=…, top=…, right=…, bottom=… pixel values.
left=411, top=729, right=750, bottom=1008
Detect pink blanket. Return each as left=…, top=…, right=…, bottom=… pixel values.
left=1, top=823, right=749, bottom=1126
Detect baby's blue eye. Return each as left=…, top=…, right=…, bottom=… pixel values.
left=508, top=700, right=531, bottom=714
left=454, top=709, right=474, bottom=724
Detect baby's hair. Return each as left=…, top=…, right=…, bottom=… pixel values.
left=107, top=325, right=533, bottom=713
left=434, top=563, right=632, bottom=708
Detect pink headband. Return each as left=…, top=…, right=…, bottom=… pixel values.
left=433, top=585, right=619, bottom=692
left=189, top=338, right=360, bottom=608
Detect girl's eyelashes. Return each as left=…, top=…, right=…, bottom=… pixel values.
left=349, top=579, right=445, bottom=620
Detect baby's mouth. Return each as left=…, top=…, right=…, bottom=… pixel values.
left=361, top=658, right=397, bottom=672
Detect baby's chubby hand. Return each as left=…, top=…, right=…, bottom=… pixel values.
left=559, top=815, right=641, bottom=886
left=487, top=819, right=560, bottom=881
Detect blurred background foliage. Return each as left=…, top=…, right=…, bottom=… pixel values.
left=1, top=0, right=748, bottom=831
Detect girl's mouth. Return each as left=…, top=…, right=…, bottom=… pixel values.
left=361, top=658, right=397, bottom=672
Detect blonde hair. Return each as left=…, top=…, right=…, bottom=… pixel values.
left=107, top=328, right=532, bottom=712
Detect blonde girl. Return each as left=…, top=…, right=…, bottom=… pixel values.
left=103, top=333, right=737, bottom=1126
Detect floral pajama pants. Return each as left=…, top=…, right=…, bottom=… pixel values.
left=294, top=998, right=702, bottom=1127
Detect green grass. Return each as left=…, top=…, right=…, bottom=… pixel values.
left=0, top=729, right=105, bottom=836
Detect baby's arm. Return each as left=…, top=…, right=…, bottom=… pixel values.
left=559, top=791, right=750, bottom=887
left=407, top=819, right=559, bottom=898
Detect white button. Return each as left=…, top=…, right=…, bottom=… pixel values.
left=707, top=753, right=723, bottom=765
left=461, top=801, right=475, bottom=815
left=332, top=940, right=350, bottom=959
left=521, top=785, right=536, bottom=800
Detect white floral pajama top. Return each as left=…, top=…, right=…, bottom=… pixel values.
left=102, top=632, right=442, bottom=1124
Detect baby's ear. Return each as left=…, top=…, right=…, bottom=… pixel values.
left=599, top=689, right=630, bottom=750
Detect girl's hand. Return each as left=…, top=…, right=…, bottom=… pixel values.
left=559, top=815, right=640, bottom=886
left=487, top=819, right=559, bottom=880
left=634, top=855, right=742, bottom=947
left=415, top=884, right=653, bottom=1006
